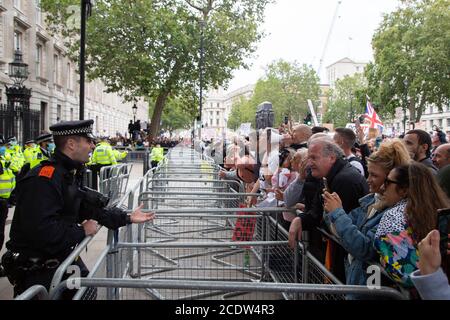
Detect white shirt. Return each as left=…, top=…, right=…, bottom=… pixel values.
left=347, top=154, right=365, bottom=176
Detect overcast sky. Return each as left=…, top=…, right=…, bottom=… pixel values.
left=227, top=0, right=400, bottom=92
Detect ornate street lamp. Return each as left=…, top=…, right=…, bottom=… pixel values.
left=5, top=49, right=32, bottom=143
left=9, top=50, right=29, bottom=86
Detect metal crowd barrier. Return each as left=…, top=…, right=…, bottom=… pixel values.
left=43, top=145, right=407, bottom=300
left=99, top=163, right=133, bottom=205
left=14, top=285, right=49, bottom=300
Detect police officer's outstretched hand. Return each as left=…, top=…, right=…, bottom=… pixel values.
left=82, top=219, right=99, bottom=236
left=130, top=203, right=155, bottom=223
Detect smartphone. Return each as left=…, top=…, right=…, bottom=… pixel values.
left=437, top=209, right=450, bottom=258
left=284, top=116, right=289, bottom=125
left=322, top=177, right=330, bottom=193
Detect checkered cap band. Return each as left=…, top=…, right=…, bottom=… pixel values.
left=52, top=126, right=93, bottom=136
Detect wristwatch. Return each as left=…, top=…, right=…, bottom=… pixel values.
left=126, top=214, right=132, bottom=225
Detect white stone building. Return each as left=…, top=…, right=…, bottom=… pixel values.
left=0, top=0, right=148, bottom=138
left=326, top=57, right=367, bottom=88
left=201, top=84, right=255, bottom=138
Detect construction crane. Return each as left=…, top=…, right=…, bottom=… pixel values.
left=317, top=0, right=342, bottom=77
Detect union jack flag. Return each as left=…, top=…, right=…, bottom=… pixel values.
left=364, top=98, right=383, bottom=132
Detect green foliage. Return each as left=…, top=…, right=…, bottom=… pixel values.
left=323, top=73, right=368, bottom=128
left=366, top=0, right=450, bottom=123
left=158, top=95, right=197, bottom=133
left=41, top=0, right=271, bottom=137
left=227, top=60, right=320, bottom=129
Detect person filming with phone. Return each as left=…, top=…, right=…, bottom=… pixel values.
left=288, top=136, right=368, bottom=282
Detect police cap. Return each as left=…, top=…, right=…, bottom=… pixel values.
left=35, top=133, right=53, bottom=144
left=6, top=136, right=17, bottom=144
left=24, top=139, right=35, bottom=145
left=50, top=120, right=95, bottom=139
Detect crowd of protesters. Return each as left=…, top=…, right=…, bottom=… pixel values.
left=208, top=119, right=450, bottom=300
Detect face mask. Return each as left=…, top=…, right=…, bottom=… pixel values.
left=47, top=143, right=56, bottom=153
left=0, top=146, right=5, bottom=156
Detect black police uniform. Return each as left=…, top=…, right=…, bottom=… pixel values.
left=1, top=120, right=131, bottom=298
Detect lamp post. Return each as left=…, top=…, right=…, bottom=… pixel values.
left=132, top=103, right=138, bottom=123
left=198, top=19, right=205, bottom=141
left=5, top=49, right=31, bottom=144
left=79, top=0, right=93, bottom=120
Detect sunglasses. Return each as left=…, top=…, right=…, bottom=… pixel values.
left=384, top=178, right=399, bottom=186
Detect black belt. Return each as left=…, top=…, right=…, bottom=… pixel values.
left=4, top=251, right=60, bottom=272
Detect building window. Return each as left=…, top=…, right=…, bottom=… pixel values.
left=36, top=0, right=42, bottom=25
left=57, top=104, right=62, bottom=121
left=216, top=111, right=219, bottom=117
left=14, top=0, right=21, bottom=10
left=36, top=45, right=42, bottom=78
left=67, top=63, right=71, bottom=89
left=447, top=118, right=450, bottom=127
left=439, top=119, right=443, bottom=128
left=14, top=31, right=22, bottom=51
left=209, top=119, right=213, bottom=126
left=216, top=119, right=219, bottom=126
left=53, top=54, right=59, bottom=84
left=70, top=108, right=74, bottom=121
left=430, top=106, right=434, bottom=114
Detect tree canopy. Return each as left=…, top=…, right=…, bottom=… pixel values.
left=227, top=59, right=320, bottom=129
left=323, top=73, right=368, bottom=128
left=41, top=0, right=271, bottom=138
left=366, top=0, right=450, bottom=125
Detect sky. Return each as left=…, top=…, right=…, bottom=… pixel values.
left=227, top=0, right=400, bottom=92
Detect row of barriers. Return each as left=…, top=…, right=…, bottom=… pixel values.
left=16, top=145, right=407, bottom=300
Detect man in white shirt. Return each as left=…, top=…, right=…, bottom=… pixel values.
left=333, top=128, right=365, bottom=176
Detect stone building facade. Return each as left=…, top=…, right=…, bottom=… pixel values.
left=0, top=0, right=148, bottom=138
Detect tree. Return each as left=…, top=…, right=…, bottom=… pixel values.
left=366, top=0, right=450, bottom=125
left=323, top=73, right=368, bottom=128
left=41, top=0, right=271, bottom=138
left=227, top=96, right=256, bottom=130
left=157, top=95, right=197, bottom=135
left=227, top=59, right=320, bottom=129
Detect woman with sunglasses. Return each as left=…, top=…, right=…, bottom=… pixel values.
left=373, top=162, right=449, bottom=290
left=322, top=139, right=410, bottom=294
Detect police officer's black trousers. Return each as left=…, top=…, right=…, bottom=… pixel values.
left=13, top=257, right=91, bottom=300
left=0, top=200, right=8, bottom=251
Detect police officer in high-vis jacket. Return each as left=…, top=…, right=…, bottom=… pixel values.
left=89, top=136, right=117, bottom=190
left=1, top=120, right=155, bottom=298
left=0, top=136, right=16, bottom=277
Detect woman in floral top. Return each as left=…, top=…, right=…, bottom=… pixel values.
left=374, top=162, right=449, bottom=288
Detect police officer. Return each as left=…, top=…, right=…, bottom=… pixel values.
left=30, top=133, right=55, bottom=169
left=22, top=140, right=36, bottom=165
left=17, top=133, right=55, bottom=181
left=150, top=143, right=164, bottom=168
left=89, top=136, right=117, bottom=190
left=5, top=137, right=24, bottom=174
left=0, top=136, right=16, bottom=277
left=1, top=120, right=155, bottom=298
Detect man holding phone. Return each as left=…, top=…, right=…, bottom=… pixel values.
left=288, top=137, right=368, bottom=281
